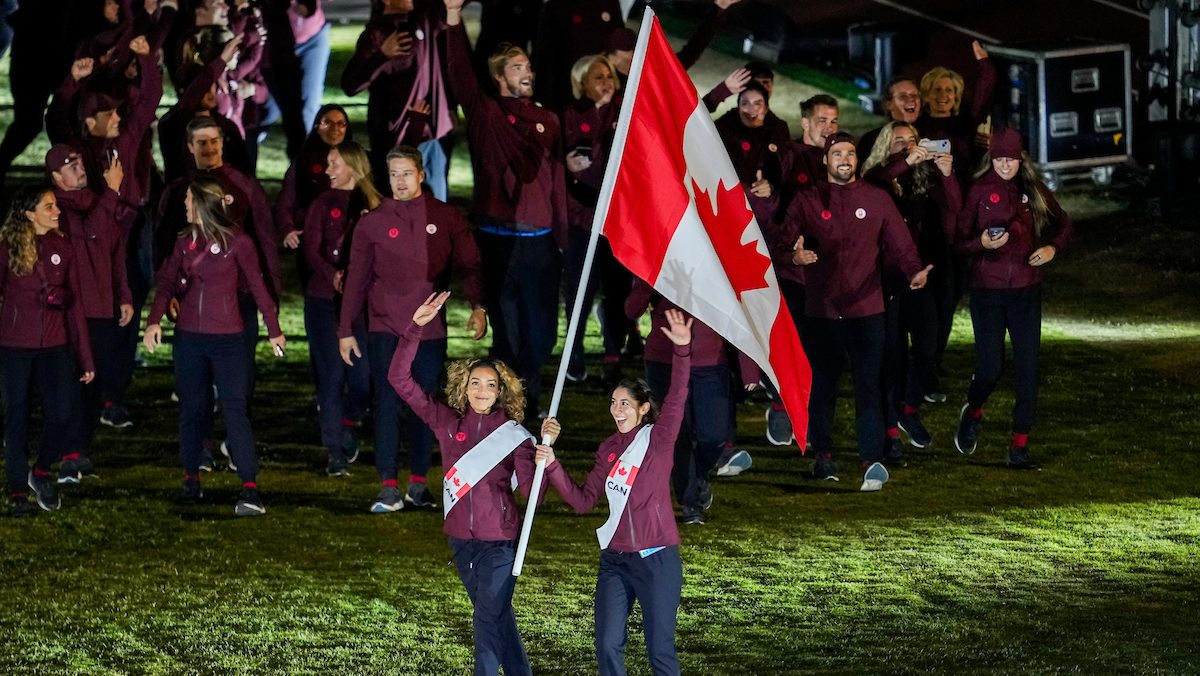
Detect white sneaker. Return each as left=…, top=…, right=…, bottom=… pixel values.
left=220, top=441, right=238, bottom=472
left=860, top=462, right=890, bottom=492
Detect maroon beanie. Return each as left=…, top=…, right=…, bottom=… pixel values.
left=78, top=92, right=119, bottom=120
left=823, top=131, right=857, bottom=153
left=45, top=144, right=81, bottom=173
left=989, top=127, right=1023, bottom=159
left=605, top=28, right=636, bottom=53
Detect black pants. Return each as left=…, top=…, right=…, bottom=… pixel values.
left=966, top=286, right=1042, bottom=435
left=563, top=229, right=635, bottom=363
left=174, top=331, right=258, bottom=483
left=882, top=285, right=940, bottom=428
left=804, top=314, right=886, bottom=464
left=595, top=546, right=683, bottom=676
left=477, top=230, right=561, bottom=414
left=68, top=317, right=120, bottom=453
left=645, top=361, right=729, bottom=513
left=935, top=256, right=967, bottom=364
left=0, top=22, right=69, bottom=182
left=1, top=346, right=73, bottom=493
left=367, top=332, right=445, bottom=481
left=110, top=208, right=154, bottom=406
left=304, top=297, right=370, bottom=456
left=449, top=538, right=532, bottom=676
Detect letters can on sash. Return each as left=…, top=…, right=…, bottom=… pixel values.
left=596, top=425, right=653, bottom=549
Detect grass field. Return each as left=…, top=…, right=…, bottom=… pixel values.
left=2, top=13, right=1200, bottom=676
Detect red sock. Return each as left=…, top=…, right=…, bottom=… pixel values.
left=968, top=407, right=984, bottom=420
left=886, top=427, right=900, bottom=439
left=409, top=475, right=427, bottom=484
left=771, top=402, right=786, bottom=412
left=184, top=473, right=199, bottom=481
left=342, top=417, right=356, bottom=428
left=242, top=482, right=257, bottom=489
left=381, top=479, right=398, bottom=488
left=903, top=404, right=919, bottom=416
left=603, top=355, right=620, bottom=364
left=32, top=468, right=50, bottom=477
left=1012, top=433, right=1028, bottom=448
left=63, top=452, right=80, bottom=461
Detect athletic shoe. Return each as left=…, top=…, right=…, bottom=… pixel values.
left=679, top=509, right=705, bottom=525
left=99, top=403, right=133, bottom=429
left=1007, top=446, right=1040, bottom=470
left=954, top=404, right=982, bottom=455
left=58, top=458, right=82, bottom=485
left=198, top=442, right=215, bottom=472
left=370, top=486, right=404, bottom=513
left=326, top=454, right=349, bottom=478
left=9, top=494, right=34, bottom=518
left=883, top=437, right=907, bottom=468
left=860, top=461, right=890, bottom=492
left=76, top=455, right=96, bottom=479
left=220, top=441, right=238, bottom=471
left=341, top=426, right=360, bottom=464
left=234, top=486, right=266, bottom=516
left=764, top=405, right=793, bottom=446
left=565, top=359, right=588, bottom=383
left=405, top=482, right=437, bottom=508
left=812, top=455, right=838, bottom=481
left=897, top=411, right=932, bottom=448
left=923, top=391, right=948, bottom=404
left=714, top=448, right=753, bottom=477
left=698, top=479, right=713, bottom=511
left=179, top=477, right=203, bottom=504
left=27, top=471, right=60, bottom=512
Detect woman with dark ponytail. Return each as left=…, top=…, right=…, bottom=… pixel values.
left=953, top=128, right=1073, bottom=469
left=303, top=140, right=381, bottom=476
left=0, top=184, right=94, bottom=516
left=144, top=175, right=286, bottom=515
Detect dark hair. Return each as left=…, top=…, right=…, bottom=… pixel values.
left=738, top=80, right=771, bottom=106
left=744, top=60, right=775, bottom=81
left=613, top=379, right=660, bottom=424
left=801, top=94, right=839, bottom=118
left=883, top=76, right=917, bottom=100
left=1, top=183, right=54, bottom=276
left=295, top=103, right=354, bottom=208
left=186, top=116, right=222, bottom=143
left=386, top=145, right=425, bottom=174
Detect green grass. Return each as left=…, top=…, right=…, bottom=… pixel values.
left=3, top=13, right=1200, bottom=676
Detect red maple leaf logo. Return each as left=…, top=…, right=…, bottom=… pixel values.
left=691, top=178, right=771, bottom=302
left=453, top=477, right=461, bottom=487
left=617, top=466, right=628, bottom=476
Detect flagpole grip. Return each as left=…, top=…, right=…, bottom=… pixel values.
left=512, top=457, right=547, bottom=577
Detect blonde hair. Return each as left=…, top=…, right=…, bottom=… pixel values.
left=187, top=175, right=236, bottom=249
left=487, top=43, right=528, bottom=83
left=444, top=358, right=526, bottom=423
left=919, top=67, right=964, bottom=116
left=331, top=141, right=382, bottom=210
left=570, top=54, right=620, bottom=100
left=861, top=121, right=933, bottom=197
left=1, top=185, right=54, bottom=276
left=973, top=150, right=1053, bottom=237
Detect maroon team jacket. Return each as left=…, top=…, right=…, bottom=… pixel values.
left=54, top=186, right=133, bottom=319
left=0, top=233, right=95, bottom=372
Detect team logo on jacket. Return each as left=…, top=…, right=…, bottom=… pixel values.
left=535, top=122, right=545, bottom=134
left=225, top=194, right=235, bottom=206
left=572, top=14, right=582, bottom=24
left=50, top=254, right=61, bottom=265
left=601, top=11, right=611, bottom=21
left=188, top=241, right=197, bottom=250
left=989, top=193, right=1000, bottom=204
left=507, top=115, right=516, bottom=125
left=414, top=28, right=425, bottom=41
left=740, top=141, right=751, bottom=152
left=1022, top=194, right=1029, bottom=204
left=426, top=223, right=437, bottom=235
left=331, top=208, right=342, bottom=218
left=580, top=122, right=591, bottom=133
left=768, top=143, right=778, bottom=153
left=855, top=208, right=866, bottom=219
left=388, top=228, right=399, bottom=238
left=820, top=210, right=832, bottom=220
left=455, top=431, right=467, bottom=442
left=210, top=243, right=221, bottom=254
left=797, top=173, right=809, bottom=184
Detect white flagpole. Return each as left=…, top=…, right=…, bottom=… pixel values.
left=512, top=8, right=659, bottom=577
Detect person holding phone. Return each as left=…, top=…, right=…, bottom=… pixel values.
left=953, top=128, right=1072, bottom=469
left=0, top=185, right=95, bottom=516
left=144, top=175, right=285, bottom=516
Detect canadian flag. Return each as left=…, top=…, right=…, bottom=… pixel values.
left=594, top=10, right=811, bottom=447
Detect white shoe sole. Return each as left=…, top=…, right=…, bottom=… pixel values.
left=954, top=404, right=978, bottom=455
left=860, top=462, right=890, bottom=492
left=715, top=451, right=753, bottom=477
left=234, top=503, right=266, bottom=516
left=897, top=420, right=930, bottom=449
left=764, top=408, right=793, bottom=447
left=370, top=502, right=404, bottom=513
left=220, top=442, right=238, bottom=471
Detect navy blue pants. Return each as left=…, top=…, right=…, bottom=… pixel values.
left=239, top=291, right=261, bottom=404
left=477, top=230, right=561, bottom=415
left=174, top=331, right=258, bottom=483
left=595, top=546, right=683, bottom=676
left=967, top=286, right=1042, bottom=434
left=1, top=347, right=73, bottom=493
left=304, top=297, right=370, bottom=456
left=645, top=361, right=729, bottom=513
left=804, top=314, right=886, bottom=464
left=68, top=317, right=120, bottom=454
left=882, top=284, right=940, bottom=427
left=110, top=207, right=153, bottom=407
left=563, top=229, right=635, bottom=364
left=368, top=332, right=445, bottom=481
left=450, top=538, right=532, bottom=676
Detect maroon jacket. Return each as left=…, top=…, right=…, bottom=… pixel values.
left=0, top=233, right=95, bottom=372
left=533, top=0, right=623, bottom=110
left=389, top=322, right=542, bottom=541
left=337, top=193, right=484, bottom=340
left=776, top=180, right=922, bottom=319
left=303, top=188, right=373, bottom=300
left=864, top=155, right=963, bottom=276
left=445, top=23, right=568, bottom=248
left=956, top=169, right=1073, bottom=290
left=714, top=110, right=791, bottom=228
left=158, top=57, right=252, bottom=182
left=545, top=344, right=690, bottom=553
left=148, top=230, right=282, bottom=337
left=561, top=96, right=621, bottom=232
left=54, top=187, right=133, bottom=319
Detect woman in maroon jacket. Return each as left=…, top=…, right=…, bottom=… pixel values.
left=0, top=184, right=95, bottom=516
left=953, top=128, right=1072, bottom=469
left=389, top=291, right=543, bottom=676
left=303, top=140, right=380, bottom=476
left=144, top=175, right=286, bottom=516
left=537, top=309, right=693, bottom=676
left=275, top=103, right=353, bottom=246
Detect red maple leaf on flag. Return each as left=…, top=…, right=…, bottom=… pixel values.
left=691, top=178, right=771, bottom=301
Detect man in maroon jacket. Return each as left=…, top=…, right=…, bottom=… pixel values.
left=444, top=0, right=568, bottom=417
left=776, top=132, right=930, bottom=491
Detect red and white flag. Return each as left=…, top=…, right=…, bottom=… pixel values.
left=593, top=10, right=811, bottom=446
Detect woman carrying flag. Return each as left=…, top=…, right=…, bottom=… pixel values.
left=536, top=309, right=693, bottom=676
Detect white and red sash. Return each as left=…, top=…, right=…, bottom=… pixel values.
left=596, top=424, right=654, bottom=549
left=443, top=420, right=535, bottom=518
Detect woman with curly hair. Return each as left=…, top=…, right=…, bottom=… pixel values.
left=536, top=309, right=694, bottom=676
left=144, top=175, right=285, bottom=516
left=0, top=184, right=95, bottom=516
left=387, top=291, right=543, bottom=676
